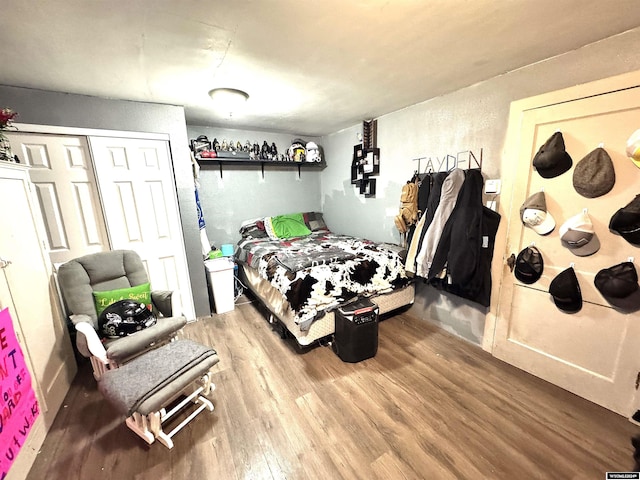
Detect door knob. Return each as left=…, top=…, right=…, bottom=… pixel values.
left=0, top=257, right=12, bottom=269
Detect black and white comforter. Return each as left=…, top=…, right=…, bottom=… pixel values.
left=236, top=231, right=409, bottom=330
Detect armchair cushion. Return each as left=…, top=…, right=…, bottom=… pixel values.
left=105, top=316, right=187, bottom=363
left=99, top=339, right=219, bottom=416
left=93, top=282, right=151, bottom=316
left=58, top=250, right=150, bottom=330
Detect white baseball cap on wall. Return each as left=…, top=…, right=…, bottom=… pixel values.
left=626, top=128, right=640, bottom=168
left=559, top=209, right=600, bottom=257
left=520, top=191, right=556, bottom=235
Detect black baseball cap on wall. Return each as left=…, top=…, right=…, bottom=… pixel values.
left=549, top=267, right=582, bottom=313
left=609, top=194, right=640, bottom=246
left=594, top=262, right=640, bottom=312
left=533, top=132, right=573, bottom=179
left=514, top=246, right=544, bottom=284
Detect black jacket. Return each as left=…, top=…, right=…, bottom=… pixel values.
left=427, top=169, right=501, bottom=307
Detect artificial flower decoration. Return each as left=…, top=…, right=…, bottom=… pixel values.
left=0, top=108, right=18, bottom=129
left=0, top=107, right=18, bottom=162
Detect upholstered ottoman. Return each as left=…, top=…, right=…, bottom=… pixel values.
left=98, top=338, right=219, bottom=448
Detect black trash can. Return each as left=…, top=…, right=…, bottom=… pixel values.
left=333, top=298, right=379, bottom=363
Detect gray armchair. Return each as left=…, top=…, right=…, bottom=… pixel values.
left=58, top=250, right=220, bottom=449
left=57, top=249, right=187, bottom=379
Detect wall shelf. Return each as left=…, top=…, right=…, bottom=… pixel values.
left=197, top=154, right=326, bottom=179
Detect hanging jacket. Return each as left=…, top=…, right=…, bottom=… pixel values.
left=415, top=169, right=465, bottom=277
left=428, top=169, right=501, bottom=307
left=405, top=171, right=448, bottom=273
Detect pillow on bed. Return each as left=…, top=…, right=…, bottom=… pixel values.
left=265, top=213, right=312, bottom=239
left=239, top=218, right=268, bottom=238
left=302, top=211, right=330, bottom=232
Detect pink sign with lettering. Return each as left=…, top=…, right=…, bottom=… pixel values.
left=0, top=307, right=39, bottom=478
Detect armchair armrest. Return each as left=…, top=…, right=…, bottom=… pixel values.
left=151, top=290, right=179, bottom=317
left=74, top=320, right=108, bottom=363
left=104, top=315, right=187, bottom=363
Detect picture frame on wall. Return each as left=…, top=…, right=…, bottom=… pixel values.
left=360, top=178, right=376, bottom=198
left=351, top=142, right=379, bottom=197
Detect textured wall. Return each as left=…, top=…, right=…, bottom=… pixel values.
left=3, top=27, right=640, bottom=332
left=321, top=27, right=640, bottom=345
left=186, top=126, right=323, bottom=248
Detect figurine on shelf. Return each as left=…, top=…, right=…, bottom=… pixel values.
left=270, top=142, right=278, bottom=160
left=306, top=141, right=322, bottom=162
left=244, top=140, right=251, bottom=152
left=221, top=139, right=229, bottom=151
left=212, top=138, right=220, bottom=152
left=288, top=139, right=306, bottom=162
left=261, top=141, right=270, bottom=160
left=236, top=141, right=243, bottom=152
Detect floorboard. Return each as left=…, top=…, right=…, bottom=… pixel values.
left=24, top=296, right=640, bottom=480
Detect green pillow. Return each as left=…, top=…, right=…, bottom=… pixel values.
left=93, top=282, right=151, bottom=316
left=268, top=213, right=312, bottom=239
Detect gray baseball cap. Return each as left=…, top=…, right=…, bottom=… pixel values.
left=572, top=147, right=615, bottom=198
left=559, top=210, right=600, bottom=257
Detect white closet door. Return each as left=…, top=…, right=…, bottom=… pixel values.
left=0, top=163, right=77, bottom=479
left=88, top=136, right=195, bottom=320
left=7, top=132, right=109, bottom=266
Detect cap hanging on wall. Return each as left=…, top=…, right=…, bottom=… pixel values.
left=572, top=147, right=615, bottom=198
left=609, top=195, right=640, bottom=246
left=549, top=267, right=582, bottom=313
left=626, top=129, right=640, bottom=168
left=559, top=209, right=600, bottom=257
left=514, top=245, right=544, bottom=284
left=520, top=191, right=556, bottom=235
left=594, top=261, right=640, bottom=313
left=532, top=131, right=573, bottom=179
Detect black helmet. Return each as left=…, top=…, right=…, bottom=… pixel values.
left=98, top=299, right=157, bottom=338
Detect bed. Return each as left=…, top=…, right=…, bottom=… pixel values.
left=235, top=212, right=415, bottom=346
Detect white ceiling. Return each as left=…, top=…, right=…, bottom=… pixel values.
left=2, top=1, right=640, bottom=136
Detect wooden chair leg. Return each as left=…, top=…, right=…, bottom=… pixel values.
left=123, top=375, right=216, bottom=449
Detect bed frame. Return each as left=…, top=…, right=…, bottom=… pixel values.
left=239, top=264, right=415, bottom=347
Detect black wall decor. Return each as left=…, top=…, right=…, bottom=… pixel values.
left=352, top=120, right=379, bottom=198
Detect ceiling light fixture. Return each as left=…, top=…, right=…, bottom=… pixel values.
left=208, top=88, right=249, bottom=117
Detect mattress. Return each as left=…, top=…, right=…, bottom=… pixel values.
left=240, top=264, right=415, bottom=346
left=237, top=230, right=410, bottom=328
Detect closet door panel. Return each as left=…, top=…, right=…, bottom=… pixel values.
left=89, top=136, right=195, bottom=320
left=7, top=132, right=109, bottom=265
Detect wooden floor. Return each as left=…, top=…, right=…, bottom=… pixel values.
left=25, top=297, right=639, bottom=480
